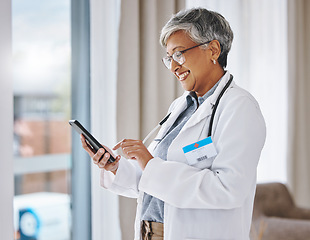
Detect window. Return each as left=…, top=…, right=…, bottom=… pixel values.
left=12, top=1, right=72, bottom=239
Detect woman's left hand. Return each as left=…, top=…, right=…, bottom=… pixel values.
left=113, top=139, right=153, bottom=170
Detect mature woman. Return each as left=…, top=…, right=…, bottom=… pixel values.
left=81, top=8, right=266, bottom=240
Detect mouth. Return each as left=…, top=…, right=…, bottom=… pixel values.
left=176, top=71, right=190, bottom=81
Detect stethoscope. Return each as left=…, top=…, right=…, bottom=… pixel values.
left=142, top=74, right=234, bottom=144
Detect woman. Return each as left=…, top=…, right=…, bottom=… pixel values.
left=81, top=8, right=266, bottom=240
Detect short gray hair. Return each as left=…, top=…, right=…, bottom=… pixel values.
left=160, top=8, right=233, bottom=68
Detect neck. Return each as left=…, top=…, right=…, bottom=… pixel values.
left=196, top=67, right=225, bottom=97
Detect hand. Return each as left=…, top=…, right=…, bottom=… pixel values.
left=113, top=139, right=153, bottom=170
left=80, top=134, right=121, bottom=175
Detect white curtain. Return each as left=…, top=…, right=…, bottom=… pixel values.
left=186, top=0, right=288, bottom=183
left=90, top=0, right=185, bottom=239
left=116, top=0, right=184, bottom=239
left=287, top=0, right=310, bottom=208
left=90, top=0, right=122, bottom=239
left=116, top=0, right=185, bottom=142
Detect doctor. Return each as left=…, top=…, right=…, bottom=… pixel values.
left=81, top=7, right=266, bottom=240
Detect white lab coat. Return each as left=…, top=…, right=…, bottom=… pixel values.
left=100, top=71, right=266, bottom=240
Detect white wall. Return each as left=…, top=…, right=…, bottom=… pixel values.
left=0, top=0, right=14, bottom=239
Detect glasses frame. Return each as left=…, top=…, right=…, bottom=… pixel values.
left=162, top=41, right=211, bottom=70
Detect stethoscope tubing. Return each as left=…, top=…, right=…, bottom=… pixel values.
left=142, top=74, right=233, bottom=144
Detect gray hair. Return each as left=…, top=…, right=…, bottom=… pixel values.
left=160, top=8, right=233, bottom=68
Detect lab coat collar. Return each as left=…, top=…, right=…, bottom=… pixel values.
left=154, top=71, right=233, bottom=141
left=155, top=93, right=188, bottom=140
left=181, top=71, right=233, bottom=131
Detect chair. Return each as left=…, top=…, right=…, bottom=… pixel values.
left=250, top=182, right=310, bottom=240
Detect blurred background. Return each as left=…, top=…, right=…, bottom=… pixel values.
left=12, top=1, right=71, bottom=240
left=1, top=0, right=309, bottom=240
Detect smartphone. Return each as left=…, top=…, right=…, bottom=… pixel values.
left=69, top=120, right=115, bottom=163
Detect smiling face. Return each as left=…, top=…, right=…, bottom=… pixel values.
left=166, top=30, right=224, bottom=96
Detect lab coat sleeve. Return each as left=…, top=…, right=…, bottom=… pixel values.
left=100, top=156, right=142, bottom=198
left=138, top=93, right=266, bottom=209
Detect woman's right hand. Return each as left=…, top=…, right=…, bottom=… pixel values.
left=80, top=134, right=121, bottom=175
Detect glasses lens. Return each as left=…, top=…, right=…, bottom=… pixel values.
left=162, top=51, right=185, bottom=69
left=173, top=51, right=185, bottom=65
left=162, top=56, right=172, bottom=69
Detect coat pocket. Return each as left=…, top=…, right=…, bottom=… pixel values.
left=192, top=155, right=215, bottom=169
left=183, top=137, right=217, bottom=167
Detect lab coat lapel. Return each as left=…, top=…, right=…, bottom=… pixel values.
left=154, top=71, right=233, bottom=141
left=181, top=71, right=233, bottom=132
left=154, top=92, right=188, bottom=140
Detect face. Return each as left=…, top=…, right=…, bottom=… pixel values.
left=166, top=31, right=216, bottom=96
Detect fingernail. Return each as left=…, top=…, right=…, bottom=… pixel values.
left=99, top=149, right=104, bottom=153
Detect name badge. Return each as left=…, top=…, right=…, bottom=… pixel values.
left=182, top=137, right=217, bottom=165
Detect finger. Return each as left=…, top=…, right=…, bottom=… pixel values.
left=123, top=149, right=142, bottom=160
left=98, top=154, right=119, bottom=170
left=122, top=142, right=143, bottom=148
left=113, top=139, right=141, bottom=150
left=113, top=139, right=127, bottom=150
left=104, top=155, right=121, bottom=171
left=80, top=134, right=96, bottom=156
left=122, top=146, right=140, bottom=155
left=98, top=152, right=110, bottom=168
left=115, top=155, right=121, bottom=161
left=93, top=148, right=105, bottom=164
left=128, top=149, right=144, bottom=159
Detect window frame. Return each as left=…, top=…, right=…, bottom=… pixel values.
left=71, top=0, right=92, bottom=239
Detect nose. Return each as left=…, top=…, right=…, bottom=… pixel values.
left=170, top=59, right=181, bottom=73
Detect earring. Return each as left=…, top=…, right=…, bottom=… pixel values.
left=212, top=59, right=216, bottom=65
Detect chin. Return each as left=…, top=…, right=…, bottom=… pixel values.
left=181, top=81, right=195, bottom=92
left=181, top=84, right=193, bottom=92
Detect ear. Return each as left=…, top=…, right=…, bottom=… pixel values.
left=208, top=40, right=221, bottom=60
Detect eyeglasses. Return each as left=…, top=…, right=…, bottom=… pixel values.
left=162, top=41, right=211, bottom=70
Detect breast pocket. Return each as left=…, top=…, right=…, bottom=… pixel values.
left=183, top=137, right=217, bottom=167
left=192, top=155, right=215, bottom=169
